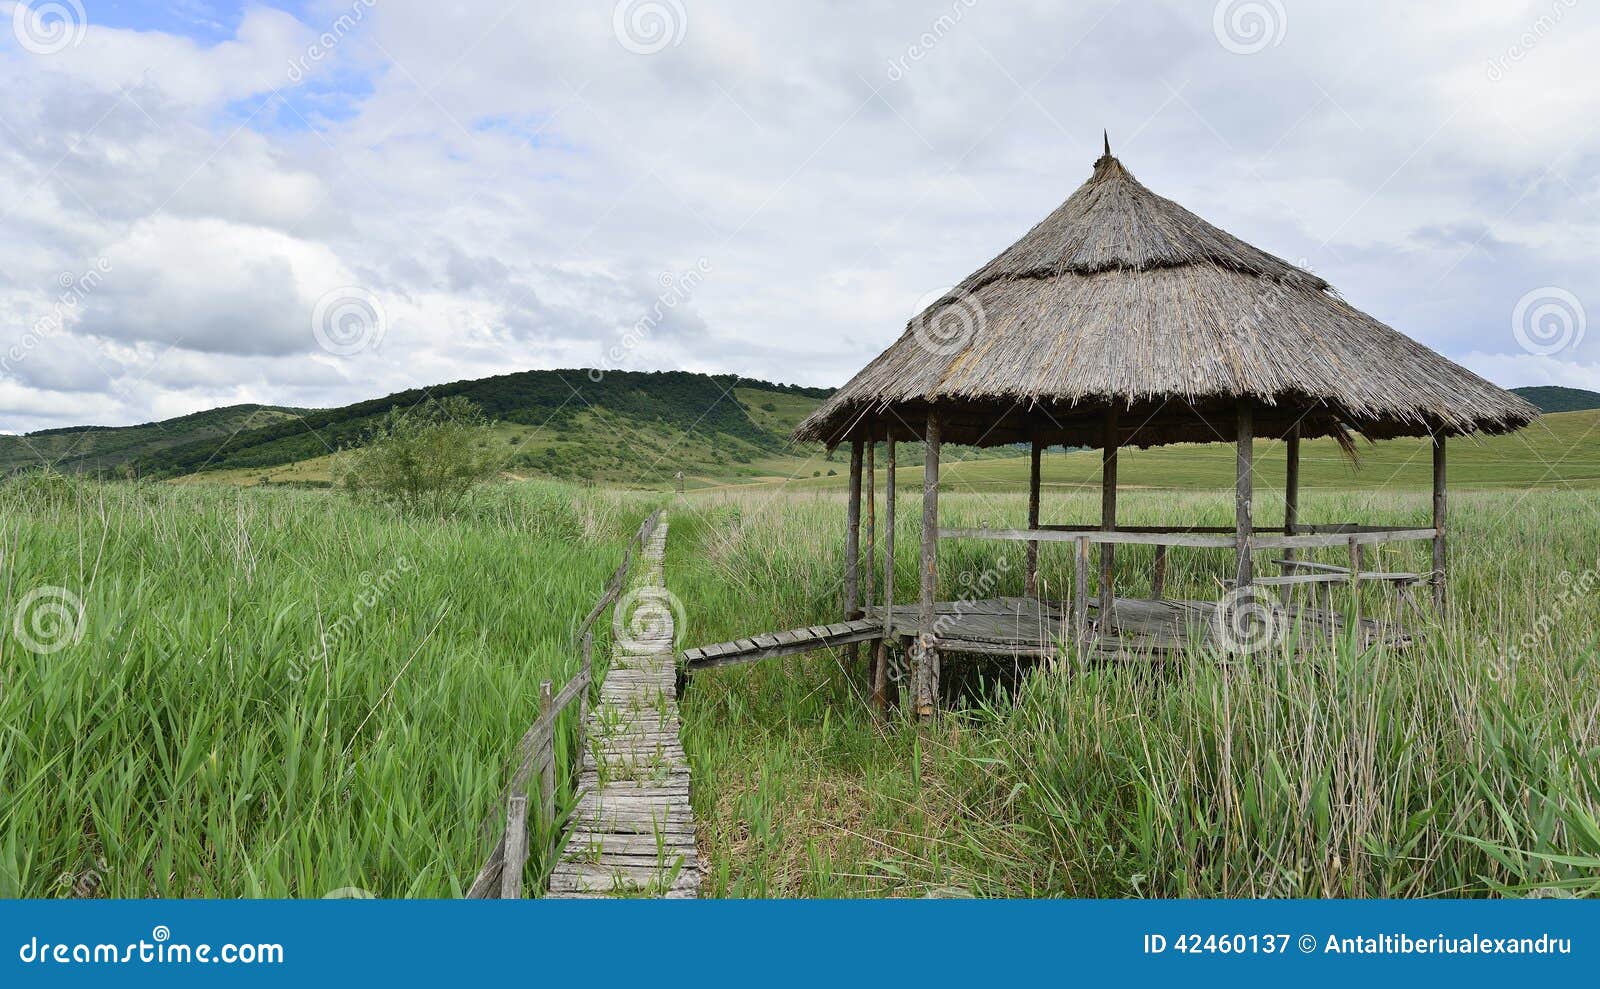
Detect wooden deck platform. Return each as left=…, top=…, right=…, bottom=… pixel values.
left=548, top=517, right=699, bottom=898
left=681, top=593, right=1411, bottom=671
left=880, top=595, right=1411, bottom=658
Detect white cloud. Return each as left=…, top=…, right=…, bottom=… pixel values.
left=2, top=0, right=1600, bottom=432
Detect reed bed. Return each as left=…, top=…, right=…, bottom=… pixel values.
left=0, top=474, right=645, bottom=897
left=669, top=485, right=1600, bottom=897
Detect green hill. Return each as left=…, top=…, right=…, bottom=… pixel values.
left=1512, top=385, right=1600, bottom=414
left=2, top=371, right=834, bottom=486
left=0, top=404, right=307, bottom=477
left=775, top=409, right=1600, bottom=493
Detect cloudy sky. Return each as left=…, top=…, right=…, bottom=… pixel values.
left=1, top=0, right=1596, bottom=432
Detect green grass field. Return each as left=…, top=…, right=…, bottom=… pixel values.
left=5, top=411, right=1598, bottom=898
left=0, top=474, right=649, bottom=897
left=668, top=484, right=1600, bottom=896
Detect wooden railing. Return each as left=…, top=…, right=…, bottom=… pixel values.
left=939, top=522, right=1438, bottom=648
left=464, top=508, right=664, bottom=899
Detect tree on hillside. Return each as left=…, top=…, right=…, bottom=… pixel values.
left=336, top=396, right=503, bottom=515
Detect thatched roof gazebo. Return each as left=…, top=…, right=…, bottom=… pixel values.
left=792, top=140, right=1537, bottom=720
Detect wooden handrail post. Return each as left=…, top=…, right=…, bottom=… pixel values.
left=1025, top=437, right=1043, bottom=597
left=1150, top=544, right=1167, bottom=601
left=538, top=681, right=556, bottom=838
left=845, top=439, right=864, bottom=671
left=1073, top=535, right=1091, bottom=659
left=917, top=412, right=941, bottom=722
left=577, top=635, right=593, bottom=763
left=1432, top=434, right=1447, bottom=613
left=1348, top=537, right=1364, bottom=634
left=873, top=437, right=896, bottom=713
left=1235, top=402, right=1254, bottom=587
left=1099, top=407, right=1119, bottom=621
left=501, top=795, right=528, bottom=899
left=1283, top=423, right=1300, bottom=566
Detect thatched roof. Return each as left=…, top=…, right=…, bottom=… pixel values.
left=796, top=147, right=1538, bottom=449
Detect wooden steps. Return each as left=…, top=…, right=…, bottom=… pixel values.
left=547, top=516, right=700, bottom=899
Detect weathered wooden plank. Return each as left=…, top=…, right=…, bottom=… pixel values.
left=944, top=526, right=1239, bottom=548
left=500, top=795, right=528, bottom=900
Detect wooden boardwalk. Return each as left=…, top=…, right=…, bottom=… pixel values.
left=548, top=516, right=699, bottom=898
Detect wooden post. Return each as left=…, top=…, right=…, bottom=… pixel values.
left=1432, top=434, right=1447, bottom=612
left=865, top=436, right=877, bottom=613
left=1073, top=535, right=1091, bottom=657
left=1099, top=407, right=1119, bottom=622
left=1025, top=438, right=1043, bottom=597
left=500, top=795, right=528, bottom=899
left=845, top=439, right=863, bottom=669
left=1150, top=545, right=1167, bottom=600
left=873, top=438, right=897, bottom=712
left=577, top=634, right=593, bottom=759
left=1283, top=423, right=1300, bottom=564
left=917, top=413, right=941, bottom=722
left=538, top=680, right=556, bottom=830
left=1235, top=402, right=1254, bottom=587
left=1348, top=537, right=1364, bottom=634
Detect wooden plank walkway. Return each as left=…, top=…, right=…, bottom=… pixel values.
left=548, top=515, right=699, bottom=898
left=681, top=617, right=883, bottom=671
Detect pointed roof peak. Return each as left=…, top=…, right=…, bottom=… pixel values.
left=1103, top=129, right=1110, bottom=157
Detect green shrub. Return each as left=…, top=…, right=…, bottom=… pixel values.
left=335, top=396, right=503, bottom=515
